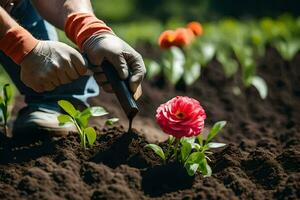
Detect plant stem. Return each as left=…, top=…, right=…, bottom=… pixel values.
left=4, top=123, right=8, bottom=137
left=166, top=138, right=173, bottom=161
left=174, top=138, right=180, bottom=161
left=74, top=120, right=86, bottom=149
left=4, top=110, right=7, bottom=137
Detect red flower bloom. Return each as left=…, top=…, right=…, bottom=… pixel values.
left=158, top=30, right=176, bottom=49
left=158, top=28, right=194, bottom=49
left=187, top=21, right=203, bottom=36
left=156, top=96, right=206, bottom=138
left=173, top=28, right=194, bottom=47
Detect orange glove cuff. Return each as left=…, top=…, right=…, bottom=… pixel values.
left=64, top=12, right=113, bottom=50
left=0, top=26, right=39, bottom=64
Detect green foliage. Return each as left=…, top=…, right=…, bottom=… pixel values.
left=92, top=0, right=135, bottom=22
left=145, top=144, right=166, bottom=161
left=145, top=121, right=227, bottom=177
left=0, top=84, right=13, bottom=135
left=57, top=100, right=108, bottom=149
left=250, top=76, right=268, bottom=99
left=105, top=118, right=119, bottom=126
left=112, top=20, right=163, bottom=46
left=206, top=121, right=227, bottom=143
left=143, top=15, right=299, bottom=99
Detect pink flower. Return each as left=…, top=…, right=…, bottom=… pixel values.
left=156, top=96, right=206, bottom=138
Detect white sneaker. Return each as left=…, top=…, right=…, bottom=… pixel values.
left=12, top=106, right=77, bottom=138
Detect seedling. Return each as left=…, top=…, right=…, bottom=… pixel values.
left=105, top=118, right=119, bottom=126
left=0, top=84, right=13, bottom=136
left=145, top=121, right=227, bottom=177
left=57, top=100, right=108, bottom=149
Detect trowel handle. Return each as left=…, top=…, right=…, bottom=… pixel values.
left=84, top=56, right=139, bottom=119
left=101, top=60, right=139, bottom=119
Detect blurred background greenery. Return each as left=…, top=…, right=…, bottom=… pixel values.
left=0, top=0, right=300, bottom=95
left=57, top=0, right=300, bottom=46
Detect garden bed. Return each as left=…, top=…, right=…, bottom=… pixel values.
left=0, top=47, right=299, bottom=200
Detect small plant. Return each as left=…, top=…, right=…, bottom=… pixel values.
left=146, top=22, right=203, bottom=86
left=145, top=96, right=227, bottom=176
left=57, top=100, right=108, bottom=149
left=105, top=118, right=119, bottom=126
left=0, top=84, right=13, bottom=136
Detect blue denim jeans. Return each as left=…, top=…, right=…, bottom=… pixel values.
left=0, top=0, right=99, bottom=110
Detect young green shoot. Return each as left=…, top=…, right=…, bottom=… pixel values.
left=57, top=100, right=108, bottom=149
left=105, top=118, right=119, bottom=126
left=0, top=84, right=13, bottom=136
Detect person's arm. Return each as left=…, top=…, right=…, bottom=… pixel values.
left=32, top=0, right=146, bottom=98
left=0, top=7, right=18, bottom=37
left=31, top=0, right=93, bottom=29
left=0, top=6, right=87, bottom=93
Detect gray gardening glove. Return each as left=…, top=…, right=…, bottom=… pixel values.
left=83, top=33, right=146, bottom=99
left=20, top=41, right=87, bottom=92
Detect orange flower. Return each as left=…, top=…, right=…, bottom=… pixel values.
left=158, top=28, right=194, bottom=49
left=158, top=30, right=176, bottom=49
left=187, top=21, right=203, bottom=36
left=173, top=28, right=195, bottom=47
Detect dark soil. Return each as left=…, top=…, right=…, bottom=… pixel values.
left=0, top=47, right=299, bottom=200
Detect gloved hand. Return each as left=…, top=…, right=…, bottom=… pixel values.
left=64, top=13, right=146, bottom=99
left=83, top=33, right=145, bottom=99
left=0, top=25, right=87, bottom=93
left=20, top=41, right=87, bottom=92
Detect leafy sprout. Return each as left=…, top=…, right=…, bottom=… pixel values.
left=105, top=118, right=119, bottom=126
left=145, top=121, right=227, bottom=177
left=57, top=100, right=108, bottom=149
left=0, top=84, right=13, bottom=136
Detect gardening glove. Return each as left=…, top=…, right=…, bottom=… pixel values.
left=83, top=33, right=145, bottom=99
left=64, top=13, right=146, bottom=99
left=0, top=25, right=87, bottom=93
left=20, top=41, right=87, bottom=92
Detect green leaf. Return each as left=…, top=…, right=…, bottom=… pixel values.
left=181, top=141, right=192, bottom=163
left=183, top=62, right=201, bottom=86
left=58, top=100, right=78, bottom=118
left=81, top=107, right=108, bottom=118
left=0, top=102, right=5, bottom=118
left=275, top=40, right=300, bottom=61
left=89, top=107, right=108, bottom=116
left=204, top=163, right=212, bottom=177
left=191, top=143, right=201, bottom=150
left=197, top=135, right=203, bottom=146
left=3, top=84, right=13, bottom=104
left=185, top=163, right=199, bottom=176
left=84, top=127, right=97, bottom=146
left=180, top=137, right=196, bottom=144
left=0, top=96, right=4, bottom=105
left=217, top=51, right=238, bottom=78
left=168, top=135, right=175, bottom=144
left=207, top=142, right=227, bottom=149
left=105, top=118, right=119, bottom=126
left=146, top=60, right=161, bottom=79
left=250, top=76, right=268, bottom=99
left=185, top=152, right=205, bottom=165
left=145, top=144, right=166, bottom=161
left=206, top=121, right=227, bottom=143
left=164, top=47, right=185, bottom=84
left=57, top=114, right=73, bottom=125
left=201, top=42, right=216, bottom=64
left=198, top=156, right=208, bottom=175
